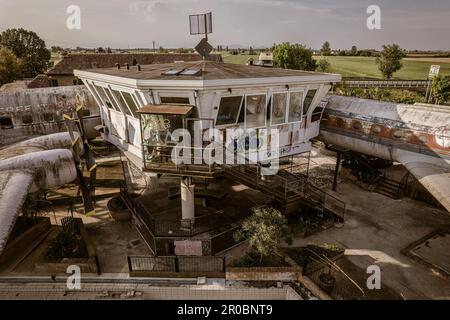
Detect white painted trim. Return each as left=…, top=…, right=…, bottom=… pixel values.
left=74, top=69, right=341, bottom=91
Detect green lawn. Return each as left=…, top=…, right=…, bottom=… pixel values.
left=320, top=56, right=450, bottom=80
left=221, top=53, right=259, bottom=65
left=220, top=53, right=450, bottom=80
left=50, top=52, right=61, bottom=67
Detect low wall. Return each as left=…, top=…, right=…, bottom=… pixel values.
left=0, top=217, right=51, bottom=269
left=34, top=257, right=98, bottom=274
left=226, top=266, right=302, bottom=281
left=34, top=218, right=99, bottom=275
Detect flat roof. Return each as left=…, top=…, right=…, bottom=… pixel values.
left=137, top=104, right=193, bottom=116
left=76, top=60, right=336, bottom=81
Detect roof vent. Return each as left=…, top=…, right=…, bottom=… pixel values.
left=180, top=68, right=202, bottom=76
left=161, top=69, right=184, bottom=76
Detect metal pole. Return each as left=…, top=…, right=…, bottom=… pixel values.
left=204, top=14, right=208, bottom=41
left=332, top=152, right=342, bottom=192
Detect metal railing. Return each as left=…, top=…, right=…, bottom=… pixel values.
left=128, top=255, right=225, bottom=274
left=223, top=164, right=346, bottom=221
left=342, top=80, right=429, bottom=88
left=142, top=143, right=218, bottom=174
left=120, top=188, right=246, bottom=237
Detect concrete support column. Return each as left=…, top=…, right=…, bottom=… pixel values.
left=181, top=177, right=195, bottom=228
left=332, top=152, right=342, bottom=192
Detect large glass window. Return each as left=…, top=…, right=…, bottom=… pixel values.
left=134, top=91, right=144, bottom=107
left=303, top=89, right=317, bottom=115
left=160, top=96, right=190, bottom=105
left=271, top=92, right=288, bottom=125
left=245, top=94, right=266, bottom=128
left=94, top=84, right=114, bottom=110
left=122, top=92, right=139, bottom=116
left=216, top=96, right=243, bottom=126
left=87, top=83, right=102, bottom=105
left=111, top=89, right=131, bottom=116
left=104, top=88, right=120, bottom=111
left=288, top=91, right=303, bottom=122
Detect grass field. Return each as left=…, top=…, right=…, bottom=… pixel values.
left=221, top=53, right=450, bottom=80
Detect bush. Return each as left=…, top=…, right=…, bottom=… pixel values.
left=234, top=206, right=289, bottom=263
left=336, top=86, right=425, bottom=104
left=272, top=42, right=317, bottom=71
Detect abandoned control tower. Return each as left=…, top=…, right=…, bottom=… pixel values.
left=74, top=13, right=345, bottom=255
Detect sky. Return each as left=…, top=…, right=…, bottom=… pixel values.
left=0, top=0, right=449, bottom=50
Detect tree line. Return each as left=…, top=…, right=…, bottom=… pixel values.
left=0, top=28, right=52, bottom=85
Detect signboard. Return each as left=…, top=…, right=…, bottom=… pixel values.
left=195, top=38, right=213, bottom=57
left=189, top=12, right=212, bottom=35
left=428, top=65, right=440, bottom=79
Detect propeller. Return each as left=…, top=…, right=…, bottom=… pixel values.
left=64, top=94, right=97, bottom=217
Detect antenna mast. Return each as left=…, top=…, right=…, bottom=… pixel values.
left=189, top=12, right=213, bottom=59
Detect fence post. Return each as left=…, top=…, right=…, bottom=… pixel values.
left=175, top=256, right=180, bottom=272
left=127, top=256, right=132, bottom=273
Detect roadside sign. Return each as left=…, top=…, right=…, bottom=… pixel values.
left=428, top=65, right=440, bottom=79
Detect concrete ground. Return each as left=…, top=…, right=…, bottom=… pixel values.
left=283, top=148, right=450, bottom=299
left=2, top=147, right=449, bottom=299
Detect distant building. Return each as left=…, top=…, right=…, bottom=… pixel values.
left=255, top=52, right=273, bottom=67
left=43, top=53, right=223, bottom=87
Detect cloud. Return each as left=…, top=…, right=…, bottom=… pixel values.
left=0, top=0, right=448, bottom=49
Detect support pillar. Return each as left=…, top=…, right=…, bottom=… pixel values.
left=332, top=152, right=342, bottom=192
left=180, top=176, right=195, bottom=229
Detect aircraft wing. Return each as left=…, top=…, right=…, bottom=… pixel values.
left=0, top=170, right=34, bottom=254
left=397, top=155, right=450, bottom=212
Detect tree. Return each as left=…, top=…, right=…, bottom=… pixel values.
left=317, top=58, right=331, bottom=72
left=0, top=28, right=51, bottom=78
left=234, top=206, right=288, bottom=262
left=321, top=41, right=331, bottom=56
left=0, top=47, right=23, bottom=85
left=375, top=44, right=405, bottom=79
left=431, top=75, right=450, bottom=104
left=272, top=42, right=317, bottom=71
left=350, top=45, right=358, bottom=56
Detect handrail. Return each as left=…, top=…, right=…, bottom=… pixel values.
left=223, top=165, right=346, bottom=220
left=120, top=188, right=243, bottom=237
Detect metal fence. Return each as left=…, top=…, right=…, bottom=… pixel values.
left=128, top=255, right=225, bottom=274
left=120, top=188, right=247, bottom=238
left=342, top=80, right=429, bottom=89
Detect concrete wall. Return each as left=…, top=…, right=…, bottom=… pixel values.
left=226, top=267, right=302, bottom=281
left=0, top=85, right=100, bottom=145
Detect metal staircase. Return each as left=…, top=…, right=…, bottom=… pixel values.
left=223, top=164, right=346, bottom=221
